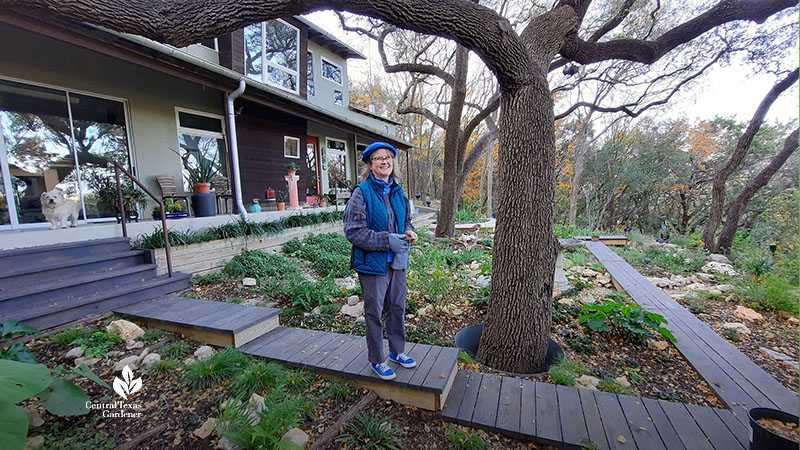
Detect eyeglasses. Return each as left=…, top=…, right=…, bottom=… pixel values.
left=370, top=156, right=393, bottom=163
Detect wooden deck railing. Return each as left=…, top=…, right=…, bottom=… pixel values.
left=113, top=162, right=173, bottom=277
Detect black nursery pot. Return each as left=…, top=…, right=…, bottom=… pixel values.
left=748, top=407, right=799, bottom=450
left=454, top=323, right=564, bottom=375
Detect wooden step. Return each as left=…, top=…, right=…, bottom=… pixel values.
left=114, top=295, right=281, bottom=348
left=240, top=326, right=460, bottom=411
left=0, top=250, right=147, bottom=290
left=0, top=237, right=131, bottom=270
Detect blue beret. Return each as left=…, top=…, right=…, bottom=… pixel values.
left=362, top=142, right=397, bottom=162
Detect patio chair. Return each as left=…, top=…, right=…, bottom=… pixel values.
left=212, top=175, right=234, bottom=214
left=155, top=175, right=190, bottom=213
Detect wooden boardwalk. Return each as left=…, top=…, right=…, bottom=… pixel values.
left=240, top=326, right=460, bottom=410
left=439, top=370, right=749, bottom=450
left=584, top=241, right=799, bottom=425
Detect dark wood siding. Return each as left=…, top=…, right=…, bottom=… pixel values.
left=231, top=29, right=245, bottom=74
left=218, top=33, right=233, bottom=70
left=236, top=100, right=309, bottom=203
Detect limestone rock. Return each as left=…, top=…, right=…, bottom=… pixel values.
left=280, top=427, right=309, bottom=448
left=24, top=435, right=44, bottom=450
left=576, top=375, right=600, bottom=389
left=406, top=314, right=415, bottom=320
left=647, top=340, right=669, bottom=351
left=355, top=316, right=366, bottom=324
left=194, top=346, right=215, bottom=361
left=452, top=308, right=464, bottom=316
left=581, top=268, right=600, bottom=277
left=558, top=298, right=575, bottom=307
left=416, top=305, right=431, bottom=316
left=193, top=417, right=217, bottom=439
left=722, top=323, right=751, bottom=334
left=183, top=357, right=197, bottom=365
left=23, top=407, right=44, bottom=428
left=106, top=319, right=145, bottom=344
left=614, top=376, right=631, bottom=388
left=701, top=262, right=738, bottom=276
left=138, top=347, right=150, bottom=364
left=249, top=393, right=267, bottom=413
left=242, top=277, right=257, bottom=286
left=760, top=347, right=792, bottom=362
left=114, top=355, right=139, bottom=372
left=716, top=284, right=734, bottom=293
left=65, top=347, right=84, bottom=359
left=686, top=283, right=709, bottom=291
left=106, top=350, right=125, bottom=358
left=696, top=273, right=715, bottom=281
left=347, top=295, right=360, bottom=306
left=708, top=254, right=732, bottom=264
left=141, top=353, right=161, bottom=368
left=74, top=356, right=100, bottom=367
left=341, top=302, right=364, bottom=318
left=671, top=275, right=687, bottom=287
left=126, top=341, right=145, bottom=350
left=335, top=277, right=357, bottom=291
left=474, top=275, right=491, bottom=288
left=788, top=317, right=799, bottom=325
left=311, top=306, right=321, bottom=315
left=217, top=436, right=243, bottom=450
left=647, top=277, right=672, bottom=288
left=734, top=305, right=764, bottom=323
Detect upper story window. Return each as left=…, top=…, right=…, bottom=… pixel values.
left=333, top=90, right=343, bottom=106
left=307, top=51, right=315, bottom=96
left=198, top=38, right=218, bottom=51
left=244, top=19, right=299, bottom=93
left=321, top=57, right=342, bottom=85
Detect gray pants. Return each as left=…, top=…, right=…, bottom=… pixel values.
left=359, top=264, right=407, bottom=364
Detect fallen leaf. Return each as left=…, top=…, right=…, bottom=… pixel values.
left=617, top=435, right=627, bottom=444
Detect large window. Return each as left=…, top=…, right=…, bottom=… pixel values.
left=333, top=90, right=343, bottom=106
left=325, top=138, right=349, bottom=193
left=321, top=57, right=342, bottom=85
left=175, top=109, right=227, bottom=191
left=244, top=19, right=300, bottom=93
left=0, top=78, right=132, bottom=227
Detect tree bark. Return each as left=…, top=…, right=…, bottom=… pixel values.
left=702, top=68, right=798, bottom=252
left=568, top=111, right=594, bottom=225
left=715, top=128, right=799, bottom=251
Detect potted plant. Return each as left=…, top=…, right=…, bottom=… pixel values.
left=162, top=198, right=188, bottom=219
left=184, top=154, right=218, bottom=194
left=316, top=194, right=328, bottom=208
left=95, top=178, right=147, bottom=221
left=276, top=190, right=287, bottom=211
left=285, top=163, right=300, bottom=177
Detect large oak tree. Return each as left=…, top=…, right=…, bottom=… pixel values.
left=8, top=0, right=795, bottom=372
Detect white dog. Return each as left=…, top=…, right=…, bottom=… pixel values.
left=40, top=190, right=80, bottom=229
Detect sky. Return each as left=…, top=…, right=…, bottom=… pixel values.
left=304, top=10, right=799, bottom=126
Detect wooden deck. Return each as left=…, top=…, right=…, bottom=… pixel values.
left=584, top=241, right=799, bottom=425
left=114, top=295, right=280, bottom=347
left=439, top=370, right=749, bottom=450
left=573, top=235, right=629, bottom=246
left=240, top=326, right=460, bottom=411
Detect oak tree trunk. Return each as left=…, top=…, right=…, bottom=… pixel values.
left=715, top=128, right=798, bottom=251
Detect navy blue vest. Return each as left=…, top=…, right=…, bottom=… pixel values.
left=351, top=175, right=407, bottom=275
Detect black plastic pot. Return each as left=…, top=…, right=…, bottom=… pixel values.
left=454, top=323, right=564, bottom=376
left=191, top=193, right=216, bottom=217
left=748, top=407, right=799, bottom=450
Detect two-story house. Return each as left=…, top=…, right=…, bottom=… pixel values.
left=0, top=9, right=408, bottom=231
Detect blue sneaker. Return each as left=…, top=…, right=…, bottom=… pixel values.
left=371, top=362, right=396, bottom=380
left=389, top=352, right=417, bottom=368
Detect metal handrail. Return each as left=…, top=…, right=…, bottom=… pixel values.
left=113, top=162, right=173, bottom=277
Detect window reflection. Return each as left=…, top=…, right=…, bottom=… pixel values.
left=244, top=23, right=263, bottom=80
left=264, top=20, right=297, bottom=71
left=307, top=52, right=314, bottom=96
left=321, top=59, right=342, bottom=84
left=244, top=20, right=299, bottom=93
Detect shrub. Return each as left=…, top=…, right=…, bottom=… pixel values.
left=184, top=347, right=252, bottom=390
left=455, top=197, right=486, bottom=224
left=324, top=380, right=352, bottom=403
left=223, top=250, right=300, bottom=279
left=578, top=301, right=676, bottom=343
left=408, top=267, right=470, bottom=305
left=74, top=330, right=123, bottom=358
left=337, top=413, right=401, bottom=450
left=548, top=357, right=586, bottom=386
left=310, top=252, right=352, bottom=278
left=216, top=391, right=307, bottom=449
left=229, top=361, right=288, bottom=397
left=723, top=328, right=740, bottom=342
left=738, top=275, right=798, bottom=314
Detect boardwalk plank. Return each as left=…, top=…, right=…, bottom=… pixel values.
left=713, top=408, right=749, bottom=449
left=496, top=376, right=523, bottom=438
left=421, top=347, right=459, bottom=392
left=534, top=382, right=562, bottom=446
left=315, top=335, right=363, bottom=372
left=471, top=374, right=502, bottom=431
left=440, top=370, right=470, bottom=419
left=617, top=395, right=667, bottom=450
left=456, top=372, right=483, bottom=425
left=640, top=397, right=686, bottom=450
left=593, top=391, right=632, bottom=450
left=685, top=404, right=745, bottom=450
left=556, top=385, right=589, bottom=447
left=408, top=345, right=443, bottom=387
left=393, top=343, right=430, bottom=388
left=246, top=327, right=305, bottom=357
left=299, top=334, right=351, bottom=368
left=239, top=326, right=291, bottom=354
left=519, top=380, right=537, bottom=439
left=578, top=388, right=609, bottom=450
left=658, top=400, right=714, bottom=450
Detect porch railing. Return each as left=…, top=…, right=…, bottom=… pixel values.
left=113, top=161, right=173, bottom=277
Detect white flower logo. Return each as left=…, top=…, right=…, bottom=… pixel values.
left=113, top=365, right=142, bottom=400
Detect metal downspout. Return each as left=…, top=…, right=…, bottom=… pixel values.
left=226, top=79, right=247, bottom=220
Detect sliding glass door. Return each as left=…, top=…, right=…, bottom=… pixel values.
left=0, top=78, right=132, bottom=228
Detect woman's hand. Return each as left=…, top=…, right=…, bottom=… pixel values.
left=405, top=230, right=418, bottom=244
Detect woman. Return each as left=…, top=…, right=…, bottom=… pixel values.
left=344, top=142, right=418, bottom=380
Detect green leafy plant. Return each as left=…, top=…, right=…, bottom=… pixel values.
left=138, top=328, right=166, bottom=343
left=578, top=301, right=676, bottom=343
left=564, top=334, right=605, bottom=355
left=0, top=320, right=41, bottom=363
left=229, top=361, right=288, bottom=397
left=445, top=427, right=491, bottom=450
left=276, top=190, right=288, bottom=202
left=215, top=391, right=306, bottom=449
left=457, top=351, right=477, bottom=365
left=161, top=340, right=190, bottom=359
left=285, top=162, right=300, bottom=171
left=223, top=250, right=301, bottom=280
left=73, top=330, right=123, bottom=358
left=598, top=376, right=636, bottom=395
left=723, top=328, right=741, bottom=342
left=48, top=326, right=90, bottom=346
left=742, top=253, right=775, bottom=278
left=150, top=359, right=180, bottom=373
left=324, top=380, right=352, bottom=403
left=337, top=413, right=401, bottom=450
left=184, top=347, right=252, bottom=390
left=469, top=286, right=490, bottom=309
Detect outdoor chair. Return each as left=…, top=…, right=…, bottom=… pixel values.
left=154, top=175, right=190, bottom=214
left=212, top=175, right=234, bottom=214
